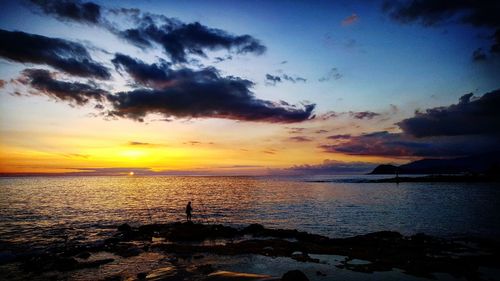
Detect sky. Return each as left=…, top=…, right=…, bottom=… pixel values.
left=0, top=0, right=499, bottom=175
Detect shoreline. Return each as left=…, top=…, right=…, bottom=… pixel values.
left=1, top=222, right=499, bottom=281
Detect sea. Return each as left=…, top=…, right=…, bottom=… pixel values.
left=1, top=175, right=500, bottom=251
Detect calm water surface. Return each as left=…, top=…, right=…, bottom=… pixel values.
left=1, top=175, right=499, bottom=250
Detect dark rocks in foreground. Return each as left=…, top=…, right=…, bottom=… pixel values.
left=4, top=222, right=500, bottom=280
left=281, top=270, right=309, bottom=281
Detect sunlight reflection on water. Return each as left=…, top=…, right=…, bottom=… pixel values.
left=1, top=175, right=499, bottom=249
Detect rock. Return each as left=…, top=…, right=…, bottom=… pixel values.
left=76, top=251, right=91, bottom=259
left=0, top=252, right=16, bottom=264
left=101, top=275, right=122, bottom=281
left=118, top=223, right=132, bottom=232
left=281, top=270, right=309, bottom=281
left=55, top=257, right=79, bottom=271
left=262, top=246, right=274, bottom=254
left=243, top=224, right=265, bottom=234
left=113, top=244, right=143, bottom=257
left=196, top=264, right=215, bottom=274
left=316, top=271, right=326, bottom=276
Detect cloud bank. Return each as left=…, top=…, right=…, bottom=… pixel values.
left=320, top=89, right=500, bottom=158
left=17, top=68, right=108, bottom=106
left=0, top=29, right=110, bottom=79
left=29, top=0, right=266, bottom=63
left=398, top=90, right=500, bottom=137
left=383, top=0, right=500, bottom=60
left=1, top=1, right=315, bottom=124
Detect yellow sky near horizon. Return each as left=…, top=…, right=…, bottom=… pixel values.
left=0, top=102, right=405, bottom=174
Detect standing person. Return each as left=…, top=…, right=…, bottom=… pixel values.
left=186, top=201, right=193, bottom=222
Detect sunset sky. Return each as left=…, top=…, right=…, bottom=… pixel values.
left=0, top=0, right=499, bottom=175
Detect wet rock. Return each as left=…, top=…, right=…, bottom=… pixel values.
left=0, top=252, right=16, bottom=264
left=316, top=271, right=326, bottom=276
left=165, top=222, right=238, bottom=241
left=281, top=270, right=309, bottom=281
left=22, top=254, right=114, bottom=272
left=144, top=266, right=177, bottom=280
left=262, top=246, right=274, bottom=255
left=101, top=275, right=122, bottom=281
left=205, top=270, right=277, bottom=280
left=242, top=224, right=265, bottom=234
left=136, top=272, right=147, bottom=279
left=76, top=251, right=91, bottom=259
left=290, top=252, right=318, bottom=263
left=55, top=257, right=80, bottom=271
left=114, top=245, right=143, bottom=257
left=197, top=264, right=215, bottom=274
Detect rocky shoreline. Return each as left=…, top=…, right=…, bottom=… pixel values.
left=1, top=222, right=499, bottom=280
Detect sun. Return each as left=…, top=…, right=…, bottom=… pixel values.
left=129, top=171, right=134, bottom=176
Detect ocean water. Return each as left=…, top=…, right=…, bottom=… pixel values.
left=1, top=175, right=499, bottom=250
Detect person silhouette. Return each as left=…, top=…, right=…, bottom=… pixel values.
left=186, top=201, right=193, bottom=222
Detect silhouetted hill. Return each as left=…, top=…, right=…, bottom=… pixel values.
left=370, top=164, right=398, bottom=174
left=370, top=152, right=500, bottom=175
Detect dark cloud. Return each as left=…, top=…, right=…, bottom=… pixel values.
left=106, top=56, right=315, bottom=122
left=327, top=134, right=351, bottom=140
left=289, top=136, right=312, bottom=142
left=112, top=53, right=174, bottom=88
left=382, top=0, right=499, bottom=27
left=382, top=0, right=500, bottom=60
left=318, top=111, right=340, bottom=120
left=472, top=48, right=487, bottom=61
left=17, top=68, right=108, bottom=106
left=318, top=68, right=342, bottom=82
left=349, top=111, right=380, bottom=120
left=265, top=74, right=282, bottom=85
left=29, top=0, right=101, bottom=25
left=342, top=13, right=359, bottom=26
left=318, top=110, right=380, bottom=120
left=120, top=21, right=266, bottom=63
left=389, top=104, right=399, bottom=114
left=23, top=2, right=311, bottom=124
left=106, top=86, right=314, bottom=123
left=491, top=29, right=500, bottom=54
left=320, top=131, right=498, bottom=157
left=315, top=129, right=329, bottom=134
left=288, top=127, right=306, bottom=134
left=0, top=29, right=110, bottom=79
left=128, top=141, right=155, bottom=146
left=30, top=1, right=266, bottom=63
left=187, top=141, right=215, bottom=145
left=285, top=159, right=375, bottom=175
left=282, top=74, right=306, bottom=83
left=398, top=89, right=500, bottom=137
left=266, top=73, right=306, bottom=85
left=320, top=89, right=500, bottom=158
left=65, top=153, right=90, bottom=159
left=213, top=55, right=232, bottom=63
